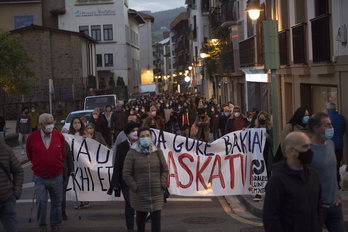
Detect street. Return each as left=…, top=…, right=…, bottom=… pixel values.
left=11, top=162, right=265, bottom=232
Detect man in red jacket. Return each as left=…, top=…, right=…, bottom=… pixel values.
left=26, top=113, right=66, bottom=232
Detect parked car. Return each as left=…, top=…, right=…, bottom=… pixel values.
left=61, top=109, right=94, bottom=133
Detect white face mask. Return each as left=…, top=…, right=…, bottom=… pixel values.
left=151, top=111, right=156, bottom=116
left=234, top=112, right=240, bottom=118
left=45, top=124, right=54, bottom=133
left=135, top=107, right=139, bottom=111
left=73, top=124, right=81, bottom=131
left=93, top=114, right=98, bottom=119
left=129, top=131, right=138, bottom=140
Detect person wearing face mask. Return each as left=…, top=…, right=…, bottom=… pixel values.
left=28, top=106, right=40, bottom=131
left=163, top=103, right=173, bottom=132
left=103, top=105, right=114, bottom=148
left=194, top=108, right=210, bottom=142
left=90, top=108, right=108, bottom=143
left=109, top=122, right=141, bottom=232
left=263, top=132, right=322, bottom=232
left=217, top=106, right=231, bottom=137
left=68, top=117, right=89, bottom=138
left=308, top=112, right=346, bottom=231
left=252, top=111, right=273, bottom=201
left=147, top=106, right=165, bottom=131
left=16, top=106, right=32, bottom=155
left=123, top=127, right=168, bottom=232
left=274, top=107, right=312, bottom=164
left=26, top=113, right=66, bottom=232
left=86, top=123, right=107, bottom=146
left=225, top=105, right=249, bottom=134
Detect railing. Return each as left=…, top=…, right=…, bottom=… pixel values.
left=291, top=22, right=307, bottom=64
left=310, top=14, right=330, bottom=63
left=239, top=36, right=263, bottom=67
left=279, top=29, right=290, bottom=66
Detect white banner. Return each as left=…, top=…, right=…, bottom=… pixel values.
left=64, top=128, right=267, bottom=201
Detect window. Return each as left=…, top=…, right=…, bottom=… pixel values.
left=97, top=54, right=102, bottom=67
left=91, top=25, right=101, bottom=41
left=104, top=54, right=113, bottom=67
left=79, top=26, right=89, bottom=35
left=103, top=24, right=113, bottom=41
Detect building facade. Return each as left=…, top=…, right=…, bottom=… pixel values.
left=58, top=0, right=145, bottom=98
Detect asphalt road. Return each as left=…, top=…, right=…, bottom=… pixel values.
left=9, top=162, right=265, bottom=232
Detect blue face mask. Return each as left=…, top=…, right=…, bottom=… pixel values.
left=140, top=137, right=152, bottom=147
left=323, top=128, right=334, bottom=140
left=302, top=116, right=309, bottom=124
left=116, top=107, right=122, bottom=111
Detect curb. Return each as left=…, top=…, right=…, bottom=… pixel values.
left=237, top=195, right=263, bottom=219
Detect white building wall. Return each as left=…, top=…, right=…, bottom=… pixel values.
left=58, top=0, right=139, bottom=94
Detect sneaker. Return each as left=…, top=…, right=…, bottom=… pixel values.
left=62, top=213, right=68, bottom=220
left=21, top=150, right=25, bottom=155
left=51, top=227, right=60, bottom=232
left=253, top=194, right=262, bottom=201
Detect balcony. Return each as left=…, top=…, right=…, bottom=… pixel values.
left=201, top=0, right=209, bottom=14
left=292, top=22, right=307, bottom=64
left=310, top=14, right=330, bottom=63
left=220, top=0, right=236, bottom=24
left=209, top=7, right=221, bottom=30
left=239, top=36, right=263, bottom=67
left=279, top=29, right=290, bottom=66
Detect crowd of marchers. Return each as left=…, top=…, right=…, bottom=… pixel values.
left=0, top=91, right=347, bottom=232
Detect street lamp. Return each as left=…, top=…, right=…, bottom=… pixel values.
left=245, top=0, right=263, bottom=20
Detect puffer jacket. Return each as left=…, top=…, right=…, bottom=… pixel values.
left=0, top=140, right=24, bottom=205
left=123, top=142, right=168, bottom=212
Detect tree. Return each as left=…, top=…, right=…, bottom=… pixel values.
left=0, top=28, right=37, bottom=95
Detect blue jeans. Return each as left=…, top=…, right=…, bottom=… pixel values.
left=33, top=174, right=63, bottom=228
left=62, top=178, right=69, bottom=214
left=323, top=203, right=346, bottom=232
left=0, top=194, right=17, bottom=232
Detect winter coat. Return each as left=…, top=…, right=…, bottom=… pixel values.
left=16, top=114, right=32, bottom=134
left=328, top=111, right=346, bottom=149
left=123, top=142, right=168, bottom=212
left=263, top=160, right=322, bottom=232
left=0, top=140, right=24, bottom=206
left=194, top=115, right=210, bottom=142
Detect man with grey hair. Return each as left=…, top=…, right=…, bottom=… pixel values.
left=263, top=132, right=322, bottom=232
left=327, top=102, right=346, bottom=188
left=26, top=113, right=66, bottom=232
left=309, top=112, right=346, bottom=231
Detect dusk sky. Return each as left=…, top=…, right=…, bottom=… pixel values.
left=129, top=0, right=186, bottom=12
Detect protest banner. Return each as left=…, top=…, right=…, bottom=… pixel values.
left=64, top=128, right=267, bottom=201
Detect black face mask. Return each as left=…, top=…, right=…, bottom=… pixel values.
left=297, top=149, right=314, bottom=165
left=259, top=119, right=266, bottom=125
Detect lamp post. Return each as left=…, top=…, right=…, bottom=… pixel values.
left=244, top=0, right=264, bottom=20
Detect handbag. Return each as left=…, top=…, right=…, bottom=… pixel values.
left=163, top=187, right=170, bottom=203
left=190, top=123, right=198, bottom=136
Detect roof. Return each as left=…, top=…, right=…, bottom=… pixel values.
left=0, top=0, right=41, bottom=3
left=138, top=12, right=154, bottom=23
left=170, top=12, right=188, bottom=29
left=10, top=24, right=98, bottom=43
left=128, top=9, right=146, bottom=24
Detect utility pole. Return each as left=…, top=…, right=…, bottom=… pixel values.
left=262, top=20, right=280, bottom=153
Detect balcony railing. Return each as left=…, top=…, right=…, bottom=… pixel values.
left=239, top=36, right=263, bottom=67
left=310, top=14, right=330, bottom=63
left=292, top=22, right=307, bottom=64
left=201, top=0, right=209, bottom=14
left=279, top=29, right=290, bottom=66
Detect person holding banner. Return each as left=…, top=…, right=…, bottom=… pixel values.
left=68, top=117, right=89, bottom=138
left=194, top=108, right=210, bottom=142
left=263, top=132, right=322, bottom=232
left=123, top=127, right=168, bottom=232
left=109, top=121, right=141, bottom=232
